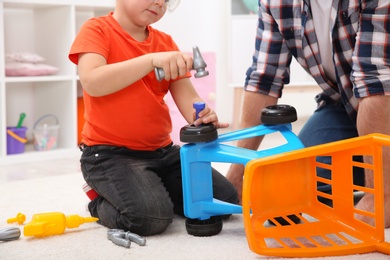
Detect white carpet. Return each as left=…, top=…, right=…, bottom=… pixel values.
left=0, top=173, right=389, bottom=260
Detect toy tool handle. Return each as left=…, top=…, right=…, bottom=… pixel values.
left=154, top=67, right=165, bottom=81
left=193, top=102, right=205, bottom=120
left=16, top=113, right=26, bottom=128
left=0, top=227, right=21, bottom=241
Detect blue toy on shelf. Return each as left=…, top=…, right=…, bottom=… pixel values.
left=180, top=102, right=304, bottom=236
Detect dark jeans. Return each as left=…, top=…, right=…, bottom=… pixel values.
left=80, top=143, right=238, bottom=236
left=298, top=101, right=365, bottom=193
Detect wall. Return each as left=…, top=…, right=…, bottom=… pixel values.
left=154, top=0, right=233, bottom=123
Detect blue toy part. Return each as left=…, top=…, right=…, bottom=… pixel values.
left=180, top=123, right=304, bottom=220
left=193, top=102, right=205, bottom=120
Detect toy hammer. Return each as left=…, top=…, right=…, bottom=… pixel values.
left=154, top=46, right=209, bottom=81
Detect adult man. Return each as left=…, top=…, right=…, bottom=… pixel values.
left=226, top=0, right=390, bottom=227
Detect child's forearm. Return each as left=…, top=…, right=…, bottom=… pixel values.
left=78, top=53, right=155, bottom=97
left=170, top=79, right=204, bottom=124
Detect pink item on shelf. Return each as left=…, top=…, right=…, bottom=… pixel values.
left=5, top=62, right=58, bottom=76
left=6, top=52, right=46, bottom=63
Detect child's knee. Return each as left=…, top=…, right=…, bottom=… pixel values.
left=124, top=214, right=173, bottom=236
left=89, top=196, right=174, bottom=235
left=119, top=203, right=174, bottom=236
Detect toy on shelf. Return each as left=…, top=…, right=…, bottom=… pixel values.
left=154, top=46, right=209, bottom=81
left=6, top=113, right=28, bottom=155
left=243, top=133, right=390, bottom=257
left=107, top=229, right=146, bottom=248
left=23, top=212, right=98, bottom=237
left=0, top=227, right=21, bottom=242
left=16, top=113, right=26, bottom=128
left=180, top=102, right=304, bottom=236
left=33, top=114, right=60, bottom=151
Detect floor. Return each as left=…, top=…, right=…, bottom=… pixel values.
left=0, top=155, right=81, bottom=184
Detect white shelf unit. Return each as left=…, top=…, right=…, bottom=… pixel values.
left=0, top=0, right=115, bottom=165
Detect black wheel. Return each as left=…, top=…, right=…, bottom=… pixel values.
left=180, top=124, right=218, bottom=143
left=185, top=216, right=223, bottom=237
left=261, top=104, right=297, bottom=124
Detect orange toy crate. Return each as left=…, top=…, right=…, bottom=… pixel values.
left=243, top=134, right=390, bottom=257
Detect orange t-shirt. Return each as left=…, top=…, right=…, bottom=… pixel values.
left=69, top=12, right=189, bottom=150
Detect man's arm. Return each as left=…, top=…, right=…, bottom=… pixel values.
left=226, top=91, right=277, bottom=203
left=351, top=2, right=390, bottom=227
left=355, top=95, right=390, bottom=227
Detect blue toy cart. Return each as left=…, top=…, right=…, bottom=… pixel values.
left=180, top=104, right=304, bottom=236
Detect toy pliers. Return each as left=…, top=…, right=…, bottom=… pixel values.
left=107, top=229, right=146, bottom=248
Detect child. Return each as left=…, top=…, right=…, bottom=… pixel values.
left=68, top=0, right=238, bottom=236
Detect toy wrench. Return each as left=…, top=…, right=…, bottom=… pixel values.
left=107, top=229, right=146, bottom=248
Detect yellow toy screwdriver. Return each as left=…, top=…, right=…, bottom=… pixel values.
left=23, top=212, right=98, bottom=237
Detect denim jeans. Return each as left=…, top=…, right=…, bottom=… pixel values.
left=80, top=143, right=238, bottom=236
left=298, top=101, right=365, bottom=193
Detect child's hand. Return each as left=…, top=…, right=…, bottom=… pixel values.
left=152, top=52, right=193, bottom=81
left=193, top=106, right=229, bottom=129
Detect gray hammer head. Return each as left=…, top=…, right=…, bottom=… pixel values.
left=192, top=46, right=209, bottom=78
left=155, top=46, right=209, bottom=81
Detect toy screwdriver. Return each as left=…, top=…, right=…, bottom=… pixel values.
left=23, top=212, right=98, bottom=237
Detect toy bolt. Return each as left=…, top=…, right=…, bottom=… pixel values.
left=155, top=46, right=209, bottom=81
left=7, top=213, right=26, bottom=225
left=193, top=102, right=205, bottom=120
left=0, top=227, right=21, bottom=241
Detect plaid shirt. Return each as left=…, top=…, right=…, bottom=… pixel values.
left=245, top=0, right=390, bottom=123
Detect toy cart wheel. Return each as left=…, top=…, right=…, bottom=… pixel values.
left=261, top=104, right=297, bottom=124
left=180, top=124, right=218, bottom=143
left=185, top=216, right=223, bottom=237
